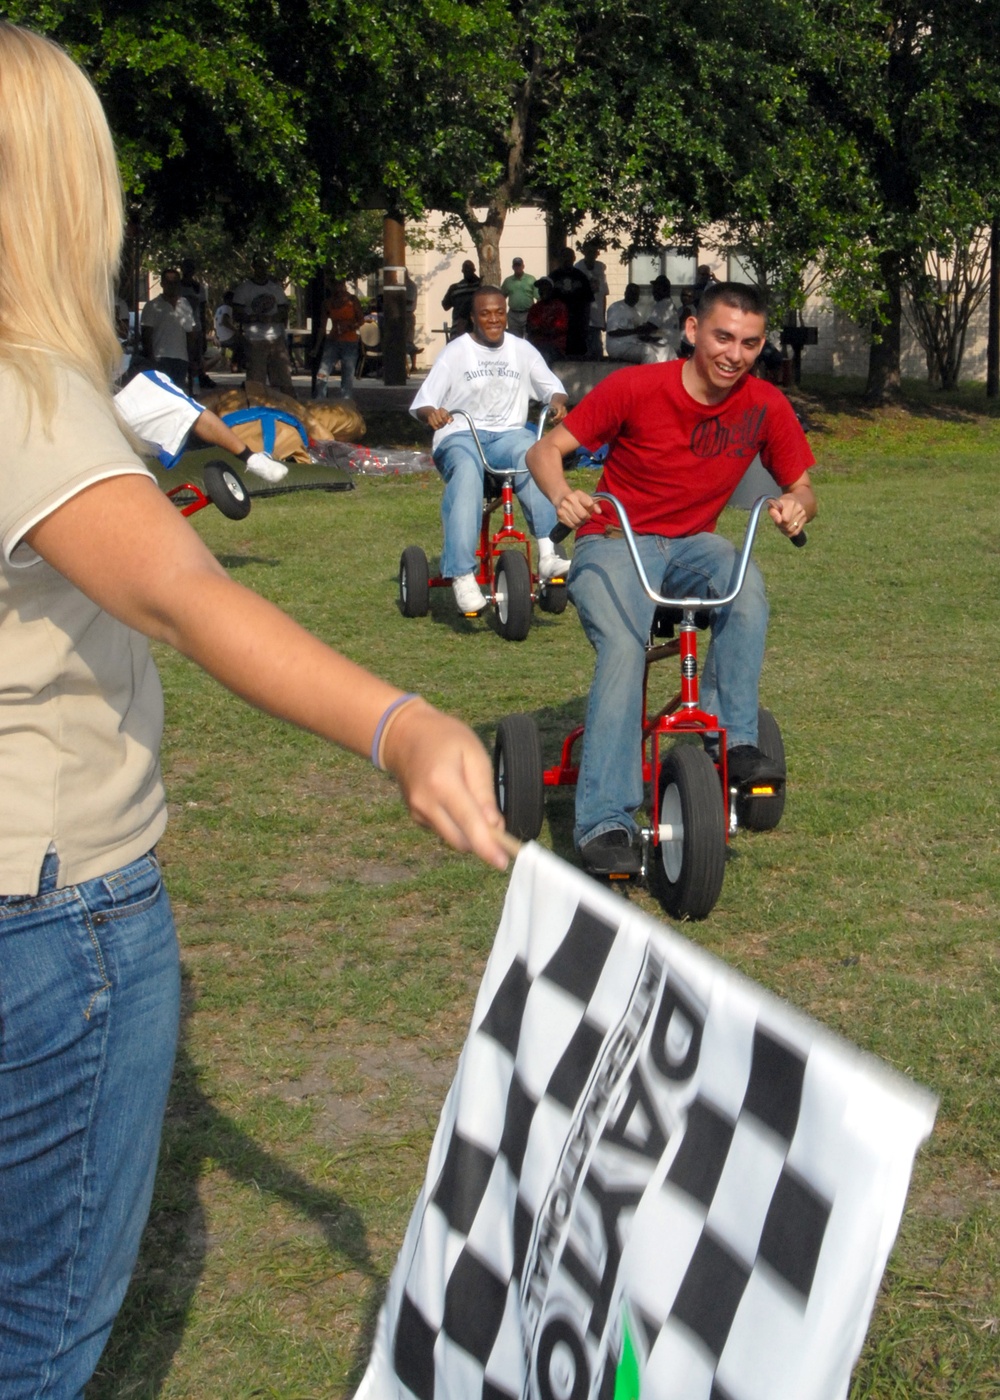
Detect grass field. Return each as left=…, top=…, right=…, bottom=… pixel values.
left=88, top=379, right=999, bottom=1397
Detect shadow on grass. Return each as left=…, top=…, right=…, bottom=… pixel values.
left=213, top=554, right=281, bottom=570
left=392, top=568, right=576, bottom=640
left=87, top=978, right=386, bottom=1399
left=794, top=374, right=1000, bottom=430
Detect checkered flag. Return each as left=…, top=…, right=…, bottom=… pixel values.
left=356, top=844, right=935, bottom=1400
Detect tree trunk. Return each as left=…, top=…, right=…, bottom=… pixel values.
left=988, top=217, right=999, bottom=398
left=382, top=212, right=407, bottom=386
left=865, top=252, right=903, bottom=405
left=547, top=210, right=569, bottom=274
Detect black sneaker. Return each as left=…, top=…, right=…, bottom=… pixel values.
left=727, top=744, right=785, bottom=787
left=580, top=829, right=641, bottom=876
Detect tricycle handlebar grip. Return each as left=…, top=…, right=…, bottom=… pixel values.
left=791, top=531, right=807, bottom=547
left=550, top=523, right=573, bottom=545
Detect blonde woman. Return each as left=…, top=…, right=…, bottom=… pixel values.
left=0, top=23, right=507, bottom=1397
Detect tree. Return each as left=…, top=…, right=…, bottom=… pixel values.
left=784, top=1, right=1000, bottom=403
left=903, top=217, right=992, bottom=389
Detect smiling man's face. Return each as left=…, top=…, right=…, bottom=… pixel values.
left=685, top=302, right=766, bottom=404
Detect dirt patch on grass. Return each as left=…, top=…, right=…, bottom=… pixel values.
left=272, top=1035, right=458, bottom=1144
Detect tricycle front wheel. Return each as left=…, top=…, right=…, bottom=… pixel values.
left=203, top=461, right=251, bottom=520
left=494, top=551, right=532, bottom=641
left=648, top=745, right=727, bottom=921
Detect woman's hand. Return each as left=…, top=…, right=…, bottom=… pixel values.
left=381, top=701, right=509, bottom=870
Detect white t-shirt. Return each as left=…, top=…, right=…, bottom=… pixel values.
left=140, top=294, right=196, bottom=360
left=410, top=334, right=565, bottom=452
left=214, top=302, right=235, bottom=345
left=114, top=369, right=204, bottom=467
left=647, top=299, right=676, bottom=336
left=232, top=278, right=289, bottom=343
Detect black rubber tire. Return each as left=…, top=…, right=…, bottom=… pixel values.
left=648, top=745, right=727, bottom=921
left=736, top=706, right=787, bottom=831
left=399, top=546, right=430, bottom=617
left=203, top=461, right=251, bottom=520
left=494, top=551, right=533, bottom=641
left=538, top=580, right=569, bottom=614
left=493, top=714, right=545, bottom=840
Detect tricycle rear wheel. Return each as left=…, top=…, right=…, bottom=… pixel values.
left=399, top=546, right=430, bottom=617
left=493, top=714, right=544, bottom=841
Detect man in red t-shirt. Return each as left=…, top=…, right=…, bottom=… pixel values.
left=526, top=282, right=817, bottom=876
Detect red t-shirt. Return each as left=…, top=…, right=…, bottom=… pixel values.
left=565, top=360, right=815, bottom=539
left=526, top=299, right=568, bottom=355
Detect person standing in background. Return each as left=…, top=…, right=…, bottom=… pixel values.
left=232, top=256, right=294, bottom=394
left=525, top=277, right=568, bottom=366
left=575, top=239, right=609, bottom=360
left=140, top=266, right=197, bottom=388
left=549, top=248, right=593, bottom=358
left=500, top=257, right=538, bottom=337
left=312, top=279, right=365, bottom=399
left=441, top=260, right=481, bottom=339
left=178, top=257, right=213, bottom=387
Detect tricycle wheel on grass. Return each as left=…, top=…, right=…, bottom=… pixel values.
left=203, top=461, right=251, bottom=520
left=493, top=714, right=544, bottom=841
left=538, top=580, right=569, bottom=614
left=399, top=546, right=430, bottom=617
left=494, top=551, right=532, bottom=640
left=649, top=745, right=726, bottom=921
left=736, top=706, right=787, bottom=832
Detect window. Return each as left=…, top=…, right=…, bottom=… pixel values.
left=628, top=248, right=697, bottom=289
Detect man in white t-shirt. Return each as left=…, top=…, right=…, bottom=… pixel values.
left=140, top=266, right=197, bottom=387
left=606, top=283, right=673, bottom=364
left=232, top=256, right=294, bottom=394
left=410, top=287, right=569, bottom=614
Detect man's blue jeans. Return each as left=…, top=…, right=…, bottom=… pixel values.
left=433, top=427, right=558, bottom=578
left=0, top=850, right=181, bottom=1398
left=568, top=531, right=769, bottom=848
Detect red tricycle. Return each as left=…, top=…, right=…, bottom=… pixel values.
left=492, top=493, right=806, bottom=920
left=398, top=409, right=567, bottom=641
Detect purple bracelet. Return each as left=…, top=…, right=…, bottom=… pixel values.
left=371, top=693, right=419, bottom=769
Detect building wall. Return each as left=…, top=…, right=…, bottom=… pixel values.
left=404, top=212, right=992, bottom=385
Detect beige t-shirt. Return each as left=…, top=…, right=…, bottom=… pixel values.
left=0, top=363, right=167, bottom=894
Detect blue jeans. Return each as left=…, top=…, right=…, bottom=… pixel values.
left=568, top=531, right=769, bottom=847
left=433, top=428, right=558, bottom=578
left=319, top=339, right=359, bottom=397
left=0, top=850, right=181, bottom=1398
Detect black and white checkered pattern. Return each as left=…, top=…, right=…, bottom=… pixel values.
left=357, top=845, right=935, bottom=1400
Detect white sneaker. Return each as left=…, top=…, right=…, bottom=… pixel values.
left=452, top=573, right=487, bottom=613
left=537, top=552, right=567, bottom=582
left=245, top=453, right=289, bottom=483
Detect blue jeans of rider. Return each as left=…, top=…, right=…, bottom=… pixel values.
left=568, top=531, right=769, bottom=849
left=433, top=427, right=558, bottom=579
left=0, top=849, right=181, bottom=1399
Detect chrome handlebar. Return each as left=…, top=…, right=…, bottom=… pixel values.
left=446, top=406, right=549, bottom=476
left=587, top=492, right=799, bottom=611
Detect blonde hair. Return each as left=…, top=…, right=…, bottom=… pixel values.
left=0, top=23, right=124, bottom=422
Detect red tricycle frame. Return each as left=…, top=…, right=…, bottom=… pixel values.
left=398, top=409, right=567, bottom=640
left=494, top=493, right=803, bottom=919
